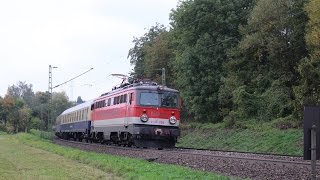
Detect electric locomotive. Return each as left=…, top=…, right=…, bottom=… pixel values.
left=55, top=79, right=181, bottom=148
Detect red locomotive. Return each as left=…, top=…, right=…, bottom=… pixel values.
left=55, top=78, right=181, bottom=148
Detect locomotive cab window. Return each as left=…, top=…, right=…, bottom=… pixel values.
left=139, top=91, right=179, bottom=108
left=140, top=92, right=159, bottom=106
left=160, top=92, right=178, bottom=108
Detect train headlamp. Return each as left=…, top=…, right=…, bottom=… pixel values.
left=169, top=116, right=177, bottom=125
left=140, top=114, right=149, bottom=122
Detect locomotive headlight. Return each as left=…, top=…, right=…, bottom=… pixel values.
left=140, top=114, right=149, bottom=122
left=169, top=116, right=177, bottom=125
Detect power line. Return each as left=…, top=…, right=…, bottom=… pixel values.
left=53, top=68, right=94, bottom=89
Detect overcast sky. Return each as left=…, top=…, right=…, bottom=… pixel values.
left=0, top=0, right=179, bottom=101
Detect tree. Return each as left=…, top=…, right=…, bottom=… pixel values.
left=18, top=106, right=31, bottom=132
left=294, top=0, right=320, bottom=117
left=3, top=95, right=24, bottom=132
left=128, top=23, right=168, bottom=79
left=51, top=92, right=73, bottom=127
left=7, top=81, right=34, bottom=107
left=31, top=91, right=50, bottom=130
left=170, top=0, right=255, bottom=122
left=223, top=0, right=308, bottom=121
left=76, top=96, right=84, bottom=104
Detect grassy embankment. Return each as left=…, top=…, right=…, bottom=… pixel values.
left=177, top=119, right=303, bottom=156
left=0, top=133, right=119, bottom=180
left=1, top=132, right=232, bottom=180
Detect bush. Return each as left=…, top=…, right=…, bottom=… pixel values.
left=0, top=124, right=6, bottom=132
left=271, top=116, right=301, bottom=129
left=30, top=129, right=54, bottom=140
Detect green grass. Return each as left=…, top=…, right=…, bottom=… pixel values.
left=0, top=134, right=119, bottom=180
left=29, top=129, right=54, bottom=140
left=12, top=133, right=231, bottom=180
left=177, top=121, right=303, bottom=156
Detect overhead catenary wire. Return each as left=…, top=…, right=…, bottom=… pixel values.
left=53, top=68, right=94, bottom=89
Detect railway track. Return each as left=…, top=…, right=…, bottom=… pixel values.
left=54, top=138, right=318, bottom=179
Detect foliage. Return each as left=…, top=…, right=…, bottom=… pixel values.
left=294, top=0, right=320, bottom=118
left=76, top=96, right=84, bottom=104
left=29, top=129, right=54, bottom=140
left=127, top=23, right=168, bottom=80
left=221, top=0, right=308, bottom=121
left=7, top=81, right=35, bottom=107
left=17, top=133, right=229, bottom=180
left=51, top=92, right=73, bottom=126
left=0, top=82, right=73, bottom=133
left=178, top=121, right=303, bottom=156
left=170, top=0, right=255, bottom=122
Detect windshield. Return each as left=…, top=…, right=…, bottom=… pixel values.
left=139, top=92, right=179, bottom=108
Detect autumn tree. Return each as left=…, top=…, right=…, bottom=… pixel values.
left=2, top=95, right=24, bottom=132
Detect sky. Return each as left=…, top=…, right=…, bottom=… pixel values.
left=0, top=0, right=179, bottom=101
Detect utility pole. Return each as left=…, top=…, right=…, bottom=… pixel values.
left=161, top=68, right=166, bottom=86
left=48, top=65, right=58, bottom=131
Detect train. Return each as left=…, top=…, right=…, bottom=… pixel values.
left=55, top=79, right=181, bottom=148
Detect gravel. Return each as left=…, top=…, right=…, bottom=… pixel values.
left=54, top=139, right=319, bottom=180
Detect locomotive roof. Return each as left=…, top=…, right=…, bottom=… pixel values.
left=99, top=84, right=179, bottom=98
left=60, top=100, right=93, bottom=116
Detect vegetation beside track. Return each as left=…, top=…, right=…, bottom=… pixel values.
left=12, top=133, right=231, bottom=180
left=0, top=134, right=119, bottom=180
left=177, top=120, right=303, bottom=156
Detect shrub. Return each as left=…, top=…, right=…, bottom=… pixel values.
left=30, top=129, right=54, bottom=140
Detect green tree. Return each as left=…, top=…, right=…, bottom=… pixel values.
left=294, top=0, right=320, bottom=117
left=18, top=106, right=32, bottom=132
left=224, top=0, right=308, bottom=121
left=51, top=92, right=73, bottom=128
left=144, top=31, right=176, bottom=87
left=170, top=0, right=254, bottom=122
left=3, top=95, right=24, bottom=133
left=7, top=81, right=34, bottom=107
left=31, top=91, right=50, bottom=130
left=76, top=96, right=84, bottom=104
left=128, top=23, right=167, bottom=79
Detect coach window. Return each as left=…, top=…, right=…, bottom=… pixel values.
left=107, top=98, right=111, bottom=106
left=129, top=93, right=133, bottom=104
left=120, top=95, right=123, bottom=103
left=124, top=94, right=127, bottom=103
left=81, top=110, right=83, bottom=120
left=118, top=96, right=121, bottom=104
